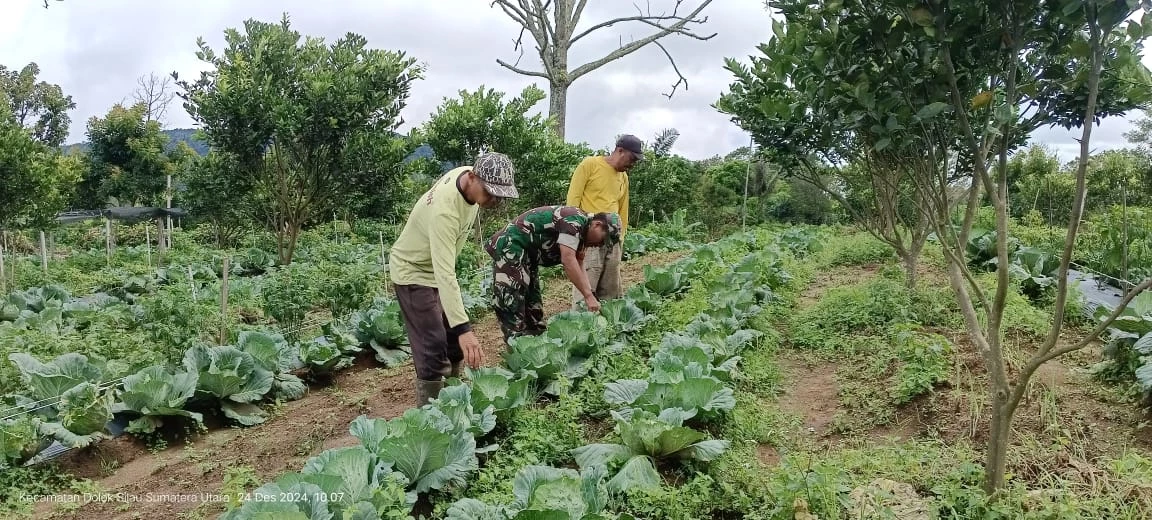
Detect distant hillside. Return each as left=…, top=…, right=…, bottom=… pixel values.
left=61, top=128, right=209, bottom=156
left=63, top=128, right=438, bottom=167
left=162, top=128, right=210, bottom=155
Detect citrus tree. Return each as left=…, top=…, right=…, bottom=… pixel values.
left=175, top=14, right=423, bottom=264
left=721, top=0, right=1152, bottom=493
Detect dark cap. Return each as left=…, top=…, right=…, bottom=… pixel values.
left=615, top=134, right=645, bottom=161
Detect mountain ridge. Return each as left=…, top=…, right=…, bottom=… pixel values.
left=62, top=128, right=437, bottom=163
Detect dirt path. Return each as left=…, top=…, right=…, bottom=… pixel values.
left=767, top=266, right=880, bottom=442
left=36, top=251, right=686, bottom=520
left=775, top=356, right=840, bottom=436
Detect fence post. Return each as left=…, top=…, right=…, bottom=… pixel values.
left=105, top=218, right=115, bottom=264
left=219, top=256, right=230, bottom=345
left=39, top=231, right=48, bottom=273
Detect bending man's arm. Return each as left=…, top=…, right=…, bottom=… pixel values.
left=561, top=245, right=599, bottom=312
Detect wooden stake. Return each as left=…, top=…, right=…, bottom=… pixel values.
left=39, top=231, right=47, bottom=273
left=0, top=242, right=6, bottom=294
left=145, top=226, right=152, bottom=268
left=219, top=256, right=230, bottom=345
left=188, top=265, right=197, bottom=302
left=166, top=174, right=173, bottom=249
left=104, top=217, right=112, bottom=265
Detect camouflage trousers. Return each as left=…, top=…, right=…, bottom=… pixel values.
left=490, top=255, right=545, bottom=344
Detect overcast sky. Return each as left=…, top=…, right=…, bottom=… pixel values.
left=1, top=0, right=1148, bottom=162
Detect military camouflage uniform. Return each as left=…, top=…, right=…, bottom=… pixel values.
left=485, top=205, right=592, bottom=342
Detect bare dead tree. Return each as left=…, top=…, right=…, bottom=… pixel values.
left=490, top=0, right=716, bottom=138
left=131, top=72, right=176, bottom=125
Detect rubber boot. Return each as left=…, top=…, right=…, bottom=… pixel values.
left=416, top=378, right=444, bottom=408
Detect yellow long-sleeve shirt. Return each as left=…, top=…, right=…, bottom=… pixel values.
left=564, top=156, right=629, bottom=236
left=388, top=167, right=479, bottom=329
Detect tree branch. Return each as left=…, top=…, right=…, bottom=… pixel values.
left=1040, top=5, right=1106, bottom=356
left=527, top=0, right=557, bottom=49
left=492, top=0, right=530, bottom=27
left=571, top=0, right=590, bottom=32
left=570, top=9, right=714, bottom=45
left=495, top=59, right=551, bottom=78
left=568, top=0, right=715, bottom=82
left=652, top=40, right=687, bottom=98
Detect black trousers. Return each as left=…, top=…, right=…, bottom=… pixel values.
left=393, top=284, right=464, bottom=380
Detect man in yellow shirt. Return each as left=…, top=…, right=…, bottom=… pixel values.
left=389, top=152, right=519, bottom=406
left=565, top=134, right=642, bottom=306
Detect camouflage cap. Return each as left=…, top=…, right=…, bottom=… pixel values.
left=593, top=212, right=622, bottom=246
left=473, top=152, right=519, bottom=199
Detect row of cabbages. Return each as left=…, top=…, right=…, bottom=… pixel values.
left=219, top=229, right=813, bottom=520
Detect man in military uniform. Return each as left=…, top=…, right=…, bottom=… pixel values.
left=484, top=206, right=621, bottom=343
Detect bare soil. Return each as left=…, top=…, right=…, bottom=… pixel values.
left=33, top=253, right=679, bottom=519
left=774, top=356, right=841, bottom=437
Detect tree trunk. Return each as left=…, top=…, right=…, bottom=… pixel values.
left=901, top=251, right=919, bottom=290
left=984, top=395, right=1012, bottom=494
left=549, top=81, right=569, bottom=139
left=546, top=82, right=569, bottom=138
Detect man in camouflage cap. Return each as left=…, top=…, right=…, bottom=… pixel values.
left=484, top=206, right=622, bottom=343
left=390, top=151, right=519, bottom=407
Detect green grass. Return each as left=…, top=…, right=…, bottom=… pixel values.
left=702, top=225, right=1152, bottom=520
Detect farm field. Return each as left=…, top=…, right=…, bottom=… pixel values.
left=4, top=221, right=1152, bottom=520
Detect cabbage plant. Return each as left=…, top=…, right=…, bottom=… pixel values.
left=112, top=365, right=202, bottom=434
left=571, top=410, right=729, bottom=494
left=445, top=465, right=636, bottom=520
left=182, top=344, right=273, bottom=426
left=349, top=407, right=478, bottom=494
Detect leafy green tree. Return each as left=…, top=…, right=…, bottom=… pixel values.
left=341, top=130, right=428, bottom=223
left=82, top=102, right=190, bottom=207
left=0, top=104, right=82, bottom=229
left=418, top=84, right=590, bottom=213
left=1086, top=149, right=1152, bottom=210
left=1124, top=108, right=1152, bottom=152
left=716, top=0, right=955, bottom=288
left=720, top=0, right=1152, bottom=494
left=1006, top=144, right=1061, bottom=216
left=181, top=151, right=253, bottom=247
left=421, top=85, right=550, bottom=165
left=175, top=14, right=423, bottom=264
left=694, top=156, right=783, bottom=231
left=768, top=176, right=837, bottom=226
left=0, top=62, right=75, bottom=148
left=1016, top=171, right=1076, bottom=226
left=628, top=153, right=702, bottom=227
